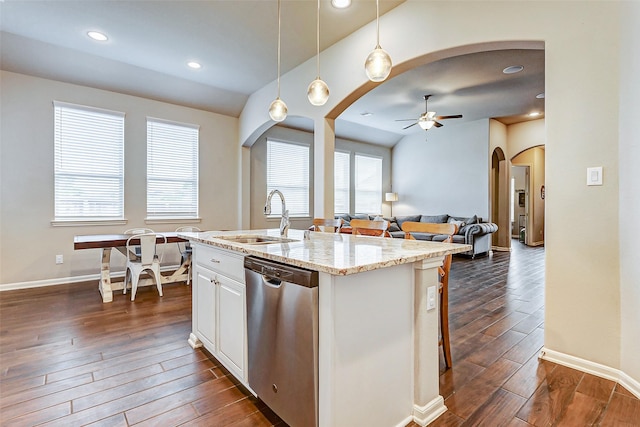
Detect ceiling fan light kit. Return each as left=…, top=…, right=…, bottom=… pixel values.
left=396, top=94, right=463, bottom=132
left=269, top=0, right=288, bottom=122
left=365, top=0, right=392, bottom=82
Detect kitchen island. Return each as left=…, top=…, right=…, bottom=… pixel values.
left=179, top=228, right=470, bottom=427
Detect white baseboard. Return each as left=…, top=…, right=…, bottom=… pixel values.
left=540, top=347, right=640, bottom=399
left=0, top=265, right=180, bottom=292
left=412, top=396, right=447, bottom=426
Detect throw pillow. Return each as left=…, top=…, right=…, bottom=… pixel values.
left=448, top=217, right=466, bottom=232
left=395, top=215, right=422, bottom=228
left=388, top=222, right=401, bottom=232
left=421, top=214, right=449, bottom=223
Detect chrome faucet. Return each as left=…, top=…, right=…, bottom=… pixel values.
left=264, top=189, right=290, bottom=237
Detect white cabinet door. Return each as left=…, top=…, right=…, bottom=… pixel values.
left=217, top=274, right=246, bottom=380
left=194, top=266, right=217, bottom=352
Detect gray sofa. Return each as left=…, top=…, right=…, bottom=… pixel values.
left=336, top=213, right=498, bottom=258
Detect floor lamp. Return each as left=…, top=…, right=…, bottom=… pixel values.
left=385, top=192, right=398, bottom=216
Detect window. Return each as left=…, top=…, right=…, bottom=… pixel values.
left=334, top=151, right=350, bottom=214
left=54, top=101, right=124, bottom=221
left=147, top=118, right=199, bottom=219
left=266, top=139, right=309, bottom=217
left=355, top=154, right=382, bottom=214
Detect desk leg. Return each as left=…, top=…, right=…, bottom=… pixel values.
left=413, top=257, right=447, bottom=425
left=100, top=248, right=113, bottom=303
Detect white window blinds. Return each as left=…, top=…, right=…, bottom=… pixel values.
left=334, top=151, right=350, bottom=214
left=147, top=118, right=199, bottom=218
left=266, top=139, right=309, bottom=217
left=355, top=154, right=382, bottom=214
left=54, top=101, right=125, bottom=220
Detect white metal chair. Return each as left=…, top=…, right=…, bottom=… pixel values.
left=175, top=226, right=201, bottom=285
left=124, top=228, right=154, bottom=260
left=124, top=233, right=166, bottom=301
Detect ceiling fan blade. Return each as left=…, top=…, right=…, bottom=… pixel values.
left=433, top=121, right=444, bottom=128
left=435, top=115, right=463, bottom=120
left=395, top=119, right=417, bottom=121
left=402, top=122, right=418, bottom=130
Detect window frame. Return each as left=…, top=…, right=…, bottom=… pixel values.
left=354, top=153, right=383, bottom=215
left=334, top=150, right=351, bottom=215
left=52, top=101, right=125, bottom=226
left=146, top=117, right=200, bottom=221
left=266, top=138, right=311, bottom=218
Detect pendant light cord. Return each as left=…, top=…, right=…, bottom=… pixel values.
left=316, top=0, right=321, bottom=78
left=277, top=0, right=282, bottom=98
left=375, top=0, right=380, bottom=48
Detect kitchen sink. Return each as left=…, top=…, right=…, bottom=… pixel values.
left=216, top=235, right=297, bottom=245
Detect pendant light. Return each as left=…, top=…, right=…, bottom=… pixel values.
left=269, top=0, right=288, bottom=122
left=307, top=0, right=329, bottom=106
left=364, top=0, right=392, bottom=82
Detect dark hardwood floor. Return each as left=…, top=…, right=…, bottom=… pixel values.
left=1, top=240, right=638, bottom=426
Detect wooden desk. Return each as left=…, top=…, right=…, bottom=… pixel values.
left=74, top=233, right=189, bottom=303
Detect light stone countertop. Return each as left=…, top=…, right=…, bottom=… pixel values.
left=179, top=228, right=471, bottom=276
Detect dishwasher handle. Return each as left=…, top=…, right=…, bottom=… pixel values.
left=244, top=256, right=319, bottom=288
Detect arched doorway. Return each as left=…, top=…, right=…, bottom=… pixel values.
left=491, top=147, right=511, bottom=250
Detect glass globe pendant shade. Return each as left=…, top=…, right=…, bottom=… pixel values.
left=307, top=78, right=330, bottom=106
left=269, top=97, right=288, bottom=122
left=365, top=45, right=392, bottom=82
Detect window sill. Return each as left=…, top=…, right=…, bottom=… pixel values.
left=51, top=219, right=128, bottom=227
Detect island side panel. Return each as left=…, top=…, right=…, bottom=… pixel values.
left=318, top=264, right=414, bottom=427
left=413, top=257, right=448, bottom=425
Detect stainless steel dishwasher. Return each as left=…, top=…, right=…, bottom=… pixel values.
left=244, top=256, right=319, bottom=427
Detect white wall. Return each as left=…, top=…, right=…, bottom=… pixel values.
left=0, top=71, right=239, bottom=286
left=392, top=119, right=489, bottom=218
left=618, top=1, right=640, bottom=385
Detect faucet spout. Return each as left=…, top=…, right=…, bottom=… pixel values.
left=264, top=189, right=290, bottom=237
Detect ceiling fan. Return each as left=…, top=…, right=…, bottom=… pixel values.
left=396, top=94, right=463, bottom=131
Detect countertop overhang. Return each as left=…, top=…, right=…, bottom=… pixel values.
left=179, top=229, right=471, bottom=276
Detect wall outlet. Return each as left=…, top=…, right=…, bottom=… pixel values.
left=427, top=286, right=436, bottom=310
left=56, top=254, right=63, bottom=264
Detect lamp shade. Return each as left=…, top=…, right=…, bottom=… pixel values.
left=385, top=192, right=398, bottom=202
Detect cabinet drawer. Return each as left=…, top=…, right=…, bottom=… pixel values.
left=195, top=244, right=244, bottom=282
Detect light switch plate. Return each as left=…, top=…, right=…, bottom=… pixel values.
left=427, top=286, right=436, bottom=310
left=587, top=167, right=603, bottom=186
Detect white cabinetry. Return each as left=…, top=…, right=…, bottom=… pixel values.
left=188, top=243, right=247, bottom=385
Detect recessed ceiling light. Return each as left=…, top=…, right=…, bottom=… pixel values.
left=536, top=92, right=545, bottom=99
left=360, top=112, right=373, bottom=117
left=331, top=0, right=351, bottom=8
left=502, top=65, right=524, bottom=74
left=528, top=112, right=541, bottom=117
left=87, top=31, right=108, bottom=42
left=187, top=61, right=202, bottom=69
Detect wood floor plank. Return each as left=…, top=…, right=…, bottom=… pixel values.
left=599, top=391, right=640, bottom=426
left=444, top=357, right=522, bottom=419
left=501, top=326, right=544, bottom=364
left=124, top=371, right=239, bottom=424
left=463, top=388, right=528, bottom=426
left=131, top=403, right=199, bottom=426
left=554, top=391, right=607, bottom=426
left=516, top=364, right=584, bottom=425
left=502, top=354, right=556, bottom=399
left=466, top=330, right=527, bottom=368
